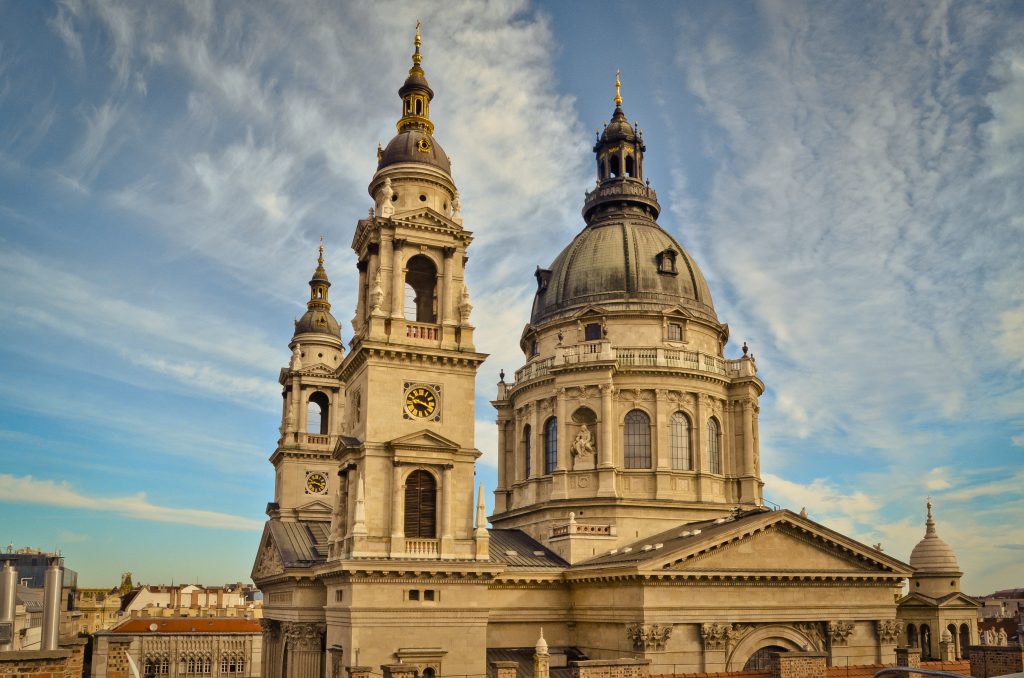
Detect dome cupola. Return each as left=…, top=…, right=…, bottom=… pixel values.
left=530, top=72, right=716, bottom=326
left=909, top=498, right=961, bottom=575
left=377, top=22, right=452, bottom=174
left=294, top=240, right=341, bottom=339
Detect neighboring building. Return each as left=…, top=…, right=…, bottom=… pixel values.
left=1, top=551, right=77, bottom=650
left=120, top=584, right=261, bottom=619
left=977, top=588, right=1024, bottom=620
left=74, top=587, right=123, bottom=635
left=91, top=617, right=262, bottom=678
left=251, top=28, right=974, bottom=678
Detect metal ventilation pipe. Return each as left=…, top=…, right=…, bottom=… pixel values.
left=0, top=559, right=17, bottom=651
left=40, top=556, right=62, bottom=651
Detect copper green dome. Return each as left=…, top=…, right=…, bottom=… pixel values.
left=531, top=219, right=717, bottom=325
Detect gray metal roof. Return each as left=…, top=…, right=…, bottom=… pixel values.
left=269, top=520, right=329, bottom=567
left=488, top=530, right=568, bottom=569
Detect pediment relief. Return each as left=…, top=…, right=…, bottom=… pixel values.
left=572, top=305, right=609, bottom=320
left=658, top=520, right=897, bottom=575
left=387, top=429, right=460, bottom=452
left=252, top=535, right=285, bottom=581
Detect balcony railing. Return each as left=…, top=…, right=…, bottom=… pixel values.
left=404, top=539, right=439, bottom=558
left=406, top=322, right=439, bottom=340
left=508, top=343, right=755, bottom=389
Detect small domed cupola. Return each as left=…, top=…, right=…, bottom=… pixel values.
left=377, top=22, right=452, bottom=174
left=585, top=71, right=659, bottom=221
left=294, top=240, right=341, bottom=339
left=907, top=498, right=964, bottom=598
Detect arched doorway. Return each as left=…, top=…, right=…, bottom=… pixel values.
left=920, top=624, right=932, bottom=660
left=947, top=624, right=959, bottom=659
left=959, top=624, right=971, bottom=659
left=726, top=625, right=814, bottom=672
left=743, top=645, right=787, bottom=671
left=907, top=623, right=918, bottom=649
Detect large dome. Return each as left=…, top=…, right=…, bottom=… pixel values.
left=531, top=220, right=717, bottom=325
left=378, top=129, right=451, bottom=174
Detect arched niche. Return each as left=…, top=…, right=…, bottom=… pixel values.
left=726, top=625, right=820, bottom=672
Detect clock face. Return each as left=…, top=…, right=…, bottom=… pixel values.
left=305, top=472, right=328, bottom=495
left=405, top=386, right=438, bottom=418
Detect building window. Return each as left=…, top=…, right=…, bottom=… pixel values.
left=584, top=322, right=602, bottom=341
left=404, top=470, right=437, bottom=538
left=624, top=410, right=652, bottom=469
left=544, top=417, right=557, bottom=474
left=423, top=589, right=435, bottom=601
left=625, top=154, right=635, bottom=177
left=707, top=418, right=721, bottom=474
left=906, top=623, right=918, bottom=648
left=670, top=412, right=691, bottom=470
left=657, top=249, right=678, bottom=275
left=306, top=391, right=330, bottom=435
left=409, top=589, right=420, bottom=601
left=667, top=322, right=683, bottom=341
left=335, top=589, right=343, bottom=602
left=523, top=424, right=532, bottom=479
left=405, top=255, right=437, bottom=323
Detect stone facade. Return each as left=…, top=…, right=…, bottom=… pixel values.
left=250, top=28, right=968, bottom=678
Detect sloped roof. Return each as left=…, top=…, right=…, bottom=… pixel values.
left=488, top=530, right=568, bottom=569
left=110, top=618, right=260, bottom=634
left=269, top=520, right=330, bottom=567
left=485, top=648, right=587, bottom=678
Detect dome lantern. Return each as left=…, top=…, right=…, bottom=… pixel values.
left=293, top=239, right=342, bottom=339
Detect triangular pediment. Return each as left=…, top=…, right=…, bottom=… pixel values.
left=297, top=499, right=332, bottom=512
left=393, top=207, right=460, bottom=230
left=299, top=362, right=336, bottom=378
left=387, top=429, right=461, bottom=451
left=663, top=524, right=876, bottom=573
left=251, top=524, right=285, bottom=581
left=572, top=305, right=609, bottom=320
left=899, top=591, right=979, bottom=608
left=626, top=511, right=910, bottom=577
left=662, top=305, right=693, bottom=319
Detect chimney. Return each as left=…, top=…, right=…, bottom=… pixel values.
left=40, top=555, right=62, bottom=651
left=0, top=560, right=17, bottom=651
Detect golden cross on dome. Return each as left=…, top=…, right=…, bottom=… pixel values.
left=614, top=69, right=622, bottom=107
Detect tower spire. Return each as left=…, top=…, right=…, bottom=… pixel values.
left=397, top=22, right=435, bottom=135
left=614, top=69, right=622, bottom=107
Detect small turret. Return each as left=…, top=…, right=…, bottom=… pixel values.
left=293, top=240, right=342, bottom=340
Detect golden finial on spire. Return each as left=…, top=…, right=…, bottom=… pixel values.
left=413, top=20, right=422, bottom=66
left=318, top=237, right=325, bottom=266
left=614, top=69, right=622, bottom=107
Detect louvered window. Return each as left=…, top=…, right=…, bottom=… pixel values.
left=404, top=470, right=437, bottom=538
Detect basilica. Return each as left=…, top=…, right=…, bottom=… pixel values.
left=251, top=29, right=977, bottom=678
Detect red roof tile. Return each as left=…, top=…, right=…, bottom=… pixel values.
left=111, top=617, right=261, bottom=634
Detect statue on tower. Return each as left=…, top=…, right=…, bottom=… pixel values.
left=571, top=424, right=595, bottom=469
left=378, top=177, right=395, bottom=218
left=370, top=269, right=384, bottom=314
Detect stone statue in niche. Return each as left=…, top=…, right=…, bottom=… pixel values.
left=378, top=177, right=395, bottom=218
left=571, top=424, right=596, bottom=470
left=370, top=269, right=384, bottom=314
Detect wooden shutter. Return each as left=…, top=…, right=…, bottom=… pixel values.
left=404, top=470, right=437, bottom=538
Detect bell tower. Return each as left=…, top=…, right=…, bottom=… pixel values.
left=331, top=24, right=489, bottom=561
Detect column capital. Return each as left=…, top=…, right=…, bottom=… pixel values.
left=282, top=621, right=325, bottom=652
left=443, top=245, right=456, bottom=258
left=392, top=238, right=406, bottom=250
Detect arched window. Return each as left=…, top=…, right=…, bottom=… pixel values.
left=624, top=410, right=651, bottom=469
left=947, top=624, right=959, bottom=659
left=625, top=154, right=635, bottom=177
left=523, top=424, right=532, bottom=479
left=707, top=418, right=721, bottom=474
left=404, top=470, right=437, bottom=538
left=670, top=412, right=691, bottom=470
left=405, top=255, right=437, bottom=322
left=544, top=417, right=557, bottom=474
left=743, top=646, right=787, bottom=672
left=907, top=623, right=918, bottom=648
left=306, top=391, right=330, bottom=435
left=423, top=669, right=436, bottom=678
left=415, top=99, right=422, bottom=115
left=610, top=155, right=621, bottom=177
left=920, top=625, right=932, bottom=659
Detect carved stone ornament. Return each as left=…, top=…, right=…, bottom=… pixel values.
left=876, top=619, right=901, bottom=645
left=829, top=621, right=855, bottom=645
left=701, top=622, right=732, bottom=651
left=253, top=540, right=285, bottom=579
left=259, top=619, right=280, bottom=638
left=626, top=623, right=672, bottom=651
left=283, top=621, right=326, bottom=653
left=794, top=622, right=825, bottom=650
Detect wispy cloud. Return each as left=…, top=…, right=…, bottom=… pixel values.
left=0, top=474, right=262, bottom=531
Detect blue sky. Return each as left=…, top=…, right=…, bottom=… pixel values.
left=0, top=1, right=1021, bottom=592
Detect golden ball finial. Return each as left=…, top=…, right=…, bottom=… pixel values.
left=413, top=20, right=422, bottom=66
left=614, top=69, right=622, bottom=107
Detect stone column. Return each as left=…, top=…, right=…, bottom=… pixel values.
left=598, top=383, right=616, bottom=497
left=654, top=390, right=669, bottom=469
left=260, top=619, right=282, bottom=678
left=390, top=463, right=405, bottom=556
left=390, top=239, right=405, bottom=319
left=742, top=399, right=755, bottom=475
left=283, top=621, right=325, bottom=678
left=555, top=390, right=568, bottom=471
left=440, top=246, right=455, bottom=326
left=355, top=259, right=368, bottom=331
left=441, top=464, right=454, bottom=551
left=496, top=417, right=509, bottom=488
left=895, top=647, right=921, bottom=678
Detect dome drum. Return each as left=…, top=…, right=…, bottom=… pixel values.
left=583, top=178, right=660, bottom=221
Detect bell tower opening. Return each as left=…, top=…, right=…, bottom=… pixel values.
left=404, top=255, right=437, bottom=323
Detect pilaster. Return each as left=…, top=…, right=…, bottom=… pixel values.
left=283, top=621, right=324, bottom=678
